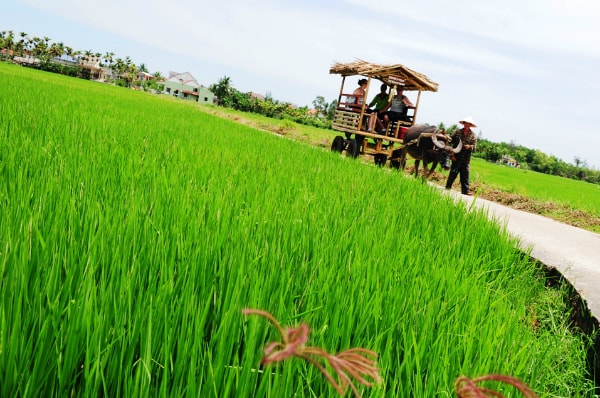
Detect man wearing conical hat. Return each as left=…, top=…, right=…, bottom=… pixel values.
left=445, top=116, right=478, bottom=196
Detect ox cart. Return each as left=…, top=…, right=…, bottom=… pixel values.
left=329, top=60, right=444, bottom=169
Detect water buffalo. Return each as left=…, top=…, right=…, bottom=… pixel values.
left=391, top=125, right=462, bottom=177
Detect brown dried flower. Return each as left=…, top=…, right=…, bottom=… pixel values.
left=455, top=374, right=538, bottom=398
left=242, top=308, right=381, bottom=397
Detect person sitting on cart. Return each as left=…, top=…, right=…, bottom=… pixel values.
left=382, top=85, right=414, bottom=128
left=368, top=83, right=390, bottom=132
left=349, top=78, right=376, bottom=131
left=348, top=78, right=368, bottom=110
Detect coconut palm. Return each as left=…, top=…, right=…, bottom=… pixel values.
left=103, top=51, right=114, bottom=68
left=126, top=62, right=138, bottom=87
left=16, top=32, right=27, bottom=55
left=48, top=42, right=65, bottom=59
left=32, top=36, right=48, bottom=59
left=1, top=30, right=16, bottom=54
left=210, top=76, right=233, bottom=106
left=83, top=50, right=93, bottom=61
left=0, top=31, right=13, bottom=58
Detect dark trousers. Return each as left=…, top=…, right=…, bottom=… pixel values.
left=446, top=160, right=471, bottom=193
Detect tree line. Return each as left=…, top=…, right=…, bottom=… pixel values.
left=0, top=29, right=164, bottom=91
left=208, top=76, right=334, bottom=130
left=473, top=138, right=600, bottom=184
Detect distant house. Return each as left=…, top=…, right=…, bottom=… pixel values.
left=13, top=55, right=41, bottom=67
left=499, top=155, right=520, bottom=168
left=1, top=48, right=15, bottom=58
left=137, top=71, right=154, bottom=81
left=79, top=55, right=105, bottom=80
left=51, top=54, right=78, bottom=67
left=249, top=92, right=265, bottom=101
left=162, top=71, right=214, bottom=104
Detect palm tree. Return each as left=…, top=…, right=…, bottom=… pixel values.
left=32, top=36, right=48, bottom=59
left=48, top=42, right=65, bottom=59
left=83, top=50, right=93, bottom=61
left=0, top=31, right=8, bottom=58
left=210, top=76, right=233, bottom=105
left=103, top=51, right=114, bottom=68
left=2, top=30, right=16, bottom=54
left=43, top=36, right=51, bottom=53
left=28, top=36, right=40, bottom=54
left=64, top=46, right=73, bottom=58
left=126, top=62, right=138, bottom=87
left=112, top=57, right=127, bottom=81
left=16, top=32, right=27, bottom=55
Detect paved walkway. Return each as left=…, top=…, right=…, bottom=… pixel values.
left=439, top=187, right=600, bottom=321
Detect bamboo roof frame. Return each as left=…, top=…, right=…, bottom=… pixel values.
left=329, top=59, right=439, bottom=92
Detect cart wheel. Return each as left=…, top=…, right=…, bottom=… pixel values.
left=374, top=154, right=387, bottom=167
left=331, top=136, right=345, bottom=152
left=346, top=139, right=359, bottom=158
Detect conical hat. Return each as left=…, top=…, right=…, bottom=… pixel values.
left=459, top=116, right=477, bottom=127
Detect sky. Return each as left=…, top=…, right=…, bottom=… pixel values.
left=2, top=0, right=600, bottom=168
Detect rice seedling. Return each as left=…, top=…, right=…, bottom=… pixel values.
left=0, top=62, right=596, bottom=397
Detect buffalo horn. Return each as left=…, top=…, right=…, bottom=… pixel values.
left=432, top=128, right=463, bottom=153
left=431, top=128, right=447, bottom=149
left=452, top=137, right=463, bottom=153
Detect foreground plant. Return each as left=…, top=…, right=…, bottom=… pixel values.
left=455, top=374, right=538, bottom=398
left=242, top=308, right=381, bottom=397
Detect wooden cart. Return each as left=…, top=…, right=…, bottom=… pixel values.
left=329, top=60, right=439, bottom=167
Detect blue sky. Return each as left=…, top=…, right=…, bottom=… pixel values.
left=2, top=0, right=600, bottom=168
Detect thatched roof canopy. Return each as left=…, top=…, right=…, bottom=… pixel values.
left=329, top=59, right=438, bottom=92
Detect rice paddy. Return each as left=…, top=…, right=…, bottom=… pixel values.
left=0, top=62, right=596, bottom=397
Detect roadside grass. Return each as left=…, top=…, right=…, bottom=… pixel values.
left=201, top=105, right=334, bottom=147
left=0, top=62, right=596, bottom=397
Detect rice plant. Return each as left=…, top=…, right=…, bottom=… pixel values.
left=0, top=62, right=596, bottom=397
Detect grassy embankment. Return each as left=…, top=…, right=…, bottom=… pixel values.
left=0, top=62, right=596, bottom=396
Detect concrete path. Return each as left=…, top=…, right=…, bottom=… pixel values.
left=439, top=187, right=600, bottom=321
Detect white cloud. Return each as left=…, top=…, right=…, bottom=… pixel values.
left=5, top=0, right=600, bottom=167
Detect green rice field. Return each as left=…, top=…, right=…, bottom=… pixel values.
left=0, top=62, right=596, bottom=396
left=470, top=158, right=600, bottom=217
left=202, top=105, right=600, bottom=232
